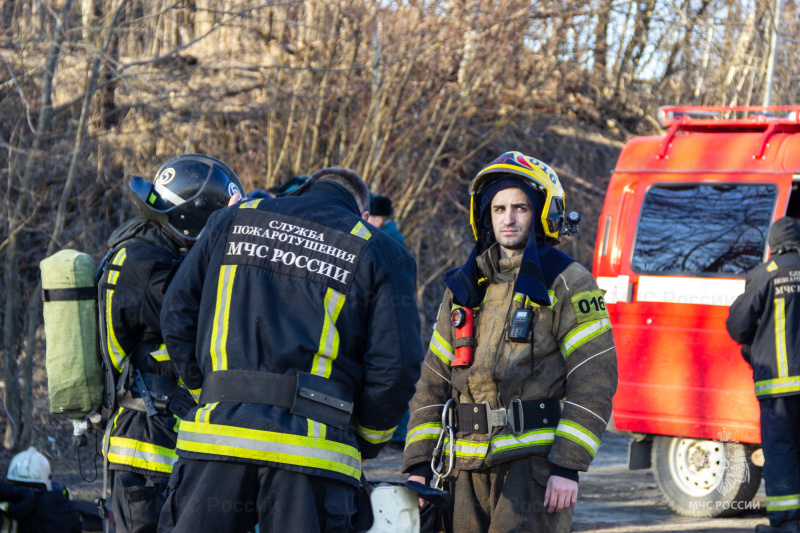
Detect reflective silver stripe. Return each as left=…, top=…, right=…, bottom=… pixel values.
left=561, top=318, right=612, bottom=359
left=107, top=444, right=178, bottom=469
left=154, top=180, right=185, bottom=206
left=177, top=425, right=362, bottom=478
left=556, top=420, right=601, bottom=456
left=443, top=438, right=489, bottom=458
left=309, top=420, right=325, bottom=439
left=355, top=423, right=397, bottom=445
left=490, top=429, right=556, bottom=455
left=212, top=266, right=235, bottom=371
left=767, top=495, right=800, bottom=510
left=755, top=377, right=800, bottom=397
left=429, top=330, right=454, bottom=365
left=350, top=221, right=372, bottom=240
left=150, top=347, right=169, bottom=362
left=311, top=288, right=345, bottom=377
left=405, top=423, right=442, bottom=446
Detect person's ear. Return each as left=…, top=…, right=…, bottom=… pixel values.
left=361, top=211, right=370, bottom=221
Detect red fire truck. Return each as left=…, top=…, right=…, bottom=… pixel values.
left=593, top=105, right=800, bottom=517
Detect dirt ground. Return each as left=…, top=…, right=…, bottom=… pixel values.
left=362, top=432, right=769, bottom=533
left=31, top=428, right=769, bottom=532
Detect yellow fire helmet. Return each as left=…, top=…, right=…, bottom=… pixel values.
left=469, top=151, right=566, bottom=242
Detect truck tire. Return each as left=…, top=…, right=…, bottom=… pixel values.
left=651, top=435, right=762, bottom=517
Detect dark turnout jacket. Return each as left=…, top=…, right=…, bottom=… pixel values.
left=99, top=219, right=186, bottom=477
left=727, top=250, right=800, bottom=399
left=160, top=181, right=424, bottom=487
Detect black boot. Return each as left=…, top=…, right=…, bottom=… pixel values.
left=756, top=521, right=800, bottom=533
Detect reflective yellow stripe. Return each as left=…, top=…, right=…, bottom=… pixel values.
left=307, top=419, right=326, bottom=440
left=776, top=298, right=789, bottom=378
left=210, top=265, right=237, bottom=371
left=150, top=344, right=169, bottom=362
left=405, top=422, right=442, bottom=448
left=490, top=428, right=556, bottom=455
left=429, top=329, right=454, bottom=366
left=240, top=199, right=263, bottom=209
left=107, top=436, right=178, bottom=473
left=105, top=249, right=128, bottom=372
left=755, top=376, right=800, bottom=397
left=513, top=290, right=556, bottom=308
left=767, top=494, right=800, bottom=511
left=187, top=387, right=202, bottom=401
left=310, top=288, right=346, bottom=378
left=350, top=221, right=372, bottom=240
left=443, top=437, right=489, bottom=459
left=556, top=419, right=601, bottom=456
left=177, top=420, right=362, bottom=481
left=561, top=318, right=612, bottom=359
left=195, top=402, right=218, bottom=423
left=355, top=422, right=397, bottom=445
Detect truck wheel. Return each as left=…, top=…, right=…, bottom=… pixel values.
left=651, top=435, right=762, bottom=517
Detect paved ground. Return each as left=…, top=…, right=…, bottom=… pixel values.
left=363, top=432, right=769, bottom=532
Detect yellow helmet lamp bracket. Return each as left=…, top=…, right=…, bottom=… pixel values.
left=469, top=152, right=567, bottom=242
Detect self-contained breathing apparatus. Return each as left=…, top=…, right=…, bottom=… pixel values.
left=39, top=154, right=244, bottom=527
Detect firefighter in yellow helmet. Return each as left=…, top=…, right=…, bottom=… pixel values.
left=404, top=152, right=618, bottom=532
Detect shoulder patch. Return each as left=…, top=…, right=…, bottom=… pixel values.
left=570, top=290, right=609, bottom=323
left=767, top=261, right=778, bottom=273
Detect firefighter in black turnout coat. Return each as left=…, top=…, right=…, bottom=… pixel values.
left=728, top=217, right=800, bottom=533
left=99, top=154, right=244, bottom=533
left=158, top=168, right=423, bottom=533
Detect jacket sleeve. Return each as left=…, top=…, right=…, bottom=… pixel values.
left=160, top=213, right=227, bottom=392
left=355, top=256, right=424, bottom=459
left=402, top=290, right=455, bottom=477
left=547, top=264, right=618, bottom=473
left=102, top=244, right=173, bottom=375
left=727, top=271, right=767, bottom=346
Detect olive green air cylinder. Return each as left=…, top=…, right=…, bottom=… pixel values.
left=40, top=249, right=104, bottom=420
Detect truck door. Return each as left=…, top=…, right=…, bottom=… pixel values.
left=605, top=177, right=783, bottom=444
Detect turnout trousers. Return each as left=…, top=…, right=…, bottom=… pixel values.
left=157, top=458, right=357, bottom=533
left=111, top=471, right=169, bottom=533
left=450, top=456, right=573, bottom=533
left=761, top=395, right=800, bottom=526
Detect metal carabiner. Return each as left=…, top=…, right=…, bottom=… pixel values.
left=431, top=399, right=455, bottom=485
left=433, top=425, right=456, bottom=490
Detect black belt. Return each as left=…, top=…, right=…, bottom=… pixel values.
left=199, top=370, right=297, bottom=407
left=199, top=370, right=355, bottom=430
left=451, top=398, right=561, bottom=436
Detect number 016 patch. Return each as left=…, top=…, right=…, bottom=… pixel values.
left=570, top=290, right=609, bottom=323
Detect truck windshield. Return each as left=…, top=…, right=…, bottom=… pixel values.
left=631, top=183, right=777, bottom=276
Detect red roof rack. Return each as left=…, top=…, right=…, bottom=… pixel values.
left=656, top=105, right=800, bottom=159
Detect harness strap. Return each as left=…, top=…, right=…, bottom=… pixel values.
left=453, top=398, right=560, bottom=435
left=117, top=371, right=195, bottom=418
left=42, top=287, right=97, bottom=302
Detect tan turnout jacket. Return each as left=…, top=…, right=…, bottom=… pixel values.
left=402, top=245, right=618, bottom=478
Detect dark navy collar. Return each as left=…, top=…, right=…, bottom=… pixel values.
left=301, top=181, right=361, bottom=215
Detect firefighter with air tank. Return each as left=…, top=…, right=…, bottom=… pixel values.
left=98, top=155, right=244, bottom=533
left=404, top=152, right=618, bottom=532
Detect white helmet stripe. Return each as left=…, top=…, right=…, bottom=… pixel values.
left=154, top=180, right=186, bottom=207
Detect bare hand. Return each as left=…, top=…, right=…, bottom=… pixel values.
left=228, top=190, right=244, bottom=206
left=543, top=475, right=578, bottom=513
left=407, top=474, right=429, bottom=508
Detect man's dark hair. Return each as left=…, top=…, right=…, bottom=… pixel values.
left=308, top=167, right=370, bottom=213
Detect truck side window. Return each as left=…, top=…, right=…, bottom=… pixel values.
left=631, top=183, right=776, bottom=275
